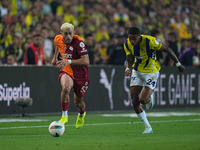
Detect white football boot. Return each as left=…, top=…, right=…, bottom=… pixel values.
left=142, top=126, right=153, bottom=134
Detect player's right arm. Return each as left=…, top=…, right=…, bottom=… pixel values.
left=124, top=39, right=134, bottom=76
left=52, top=35, right=63, bottom=66
left=125, top=54, right=134, bottom=76
left=51, top=46, right=59, bottom=66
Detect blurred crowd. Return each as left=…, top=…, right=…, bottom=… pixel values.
left=0, top=0, right=200, bottom=67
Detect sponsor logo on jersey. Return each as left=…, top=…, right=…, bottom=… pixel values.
left=62, top=53, right=72, bottom=59
left=79, top=42, right=85, bottom=48
left=81, top=48, right=87, bottom=53
left=79, top=42, right=87, bottom=53
left=136, top=56, right=143, bottom=59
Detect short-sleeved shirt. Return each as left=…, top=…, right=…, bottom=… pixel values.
left=54, top=34, right=89, bottom=80
left=124, top=35, right=162, bottom=73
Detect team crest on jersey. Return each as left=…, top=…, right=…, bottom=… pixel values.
left=69, top=46, right=73, bottom=51
left=64, top=46, right=67, bottom=50
left=79, top=42, right=85, bottom=48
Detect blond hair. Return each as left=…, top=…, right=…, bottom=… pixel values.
left=60, top=23, right=74, bottom=31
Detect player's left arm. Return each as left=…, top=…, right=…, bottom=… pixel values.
left=71, top=40, right=90, bottom=66
left=160, top=44, right=185, bottom=73
left=56, top=54, right=89, bottom=68
left=69, top=54, right=90, bottom=66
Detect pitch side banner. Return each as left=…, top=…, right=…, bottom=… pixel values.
left=0, top=66, right=199, bottom=115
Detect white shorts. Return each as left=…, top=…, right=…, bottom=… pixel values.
left=130, top=70, right=160, bottom=90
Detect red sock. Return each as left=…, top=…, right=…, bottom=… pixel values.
left=61, top=101, right=69, bottom=111
left=79, top=107, right=86, bottom=115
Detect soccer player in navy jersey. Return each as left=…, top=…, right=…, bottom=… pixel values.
left=124, top=26, right=185, bottom=133
left=52, top=23, right=90, bottom=129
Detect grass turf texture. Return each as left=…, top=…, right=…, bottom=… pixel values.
left=0, top=110, right=200, bottom=150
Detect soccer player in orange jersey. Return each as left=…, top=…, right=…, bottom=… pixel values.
left=52, top=23, right=90, bottom=129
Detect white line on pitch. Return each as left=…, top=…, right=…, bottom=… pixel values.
left=0, top=118, right=199, bottom=130
left=0, top=119, right=47, bottom=123
left=102, top=112, right=200, bottom=117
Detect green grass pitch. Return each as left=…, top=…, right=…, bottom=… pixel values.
left=0, top=110, right=200, bottom=150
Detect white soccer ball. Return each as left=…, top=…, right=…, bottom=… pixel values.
left=49, top=121, right=65, bottom=137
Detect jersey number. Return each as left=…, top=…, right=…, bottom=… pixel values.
left=146, top=79, right=155, bottom=87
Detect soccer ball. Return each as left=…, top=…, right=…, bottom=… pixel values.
left=49, top=121, right=65, bottom=137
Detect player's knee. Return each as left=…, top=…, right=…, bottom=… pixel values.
left=132, top=99, right=139, bottom=107
left=138, top=96, right=149, bottom=104
left=131, top=93, right=139, bottom=105
left=62, top=85, right=71, bottom=94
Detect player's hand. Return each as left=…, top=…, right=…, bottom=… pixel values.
left=125, top=68, right=131, bottom=76
left=51, top=57, right=57, bottom=66
left=178, top=65, right=185, bottom=73
left=56, top=58, right=70, bottom=69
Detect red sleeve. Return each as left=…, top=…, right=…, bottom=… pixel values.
left=76, top=40, right=88, bottom=56
left=73, top=35, right=88, bottom=56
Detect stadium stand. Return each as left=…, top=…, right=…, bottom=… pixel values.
left=0, top=0, right=200, bottom=66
